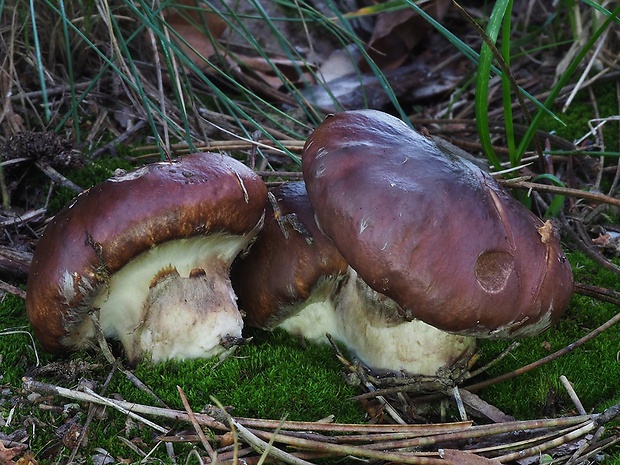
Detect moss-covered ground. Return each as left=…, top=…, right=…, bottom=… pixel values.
left=2, top=131, right=619, bottom=461
left=2, top=248, right=619, bottom=462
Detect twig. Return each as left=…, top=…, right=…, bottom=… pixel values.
left=560, top=375, right=587, bottom=416
left=21, top=377, right=226, bottom=430
left=357, top=417, right=591, bottom=451
left=22, top=377, right=616, bottom=463
left=35, top=162, right=83, bottom=193
left=463, top=307, right=620, bottom=393
left=466, top=341, right=520, bottom=379
left=0, top=208, right=46, bottom=227
left=574, top=282, right=620, bottom=306
left=494, top=420, right=596, bottom=462
left=464, top=423, right=588, bottom=456
left=0, top=280, right=26, bottom=299
left=212, top=396, right=314, bottom=465
left=565, top=425, right=605, bottom=465
left=247, top=427, right=447, bottom=465
left=559, top=212, right=620, bottom=275
left=452, top=387, right=468, bottom=421
left=256, top=171, right=304, bottom=179
left=593, top=399, right=620, bottom=426
left=499, top=179, right=620, bottom=207
left=91, top=119, right=147, bottom=158
left=9, top=80, right=101, bottom=100
left=80, top=385, right=169, bottom=434
left=67, top=367, right=118, bottom=463
left=177, top=385, right=216, bottom=462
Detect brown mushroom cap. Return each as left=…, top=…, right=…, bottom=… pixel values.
left=302, top=110, right=573, bottom=338
left=232, top=181, right=348, bottom=329
left=26, top=152, right=267, bottom=362
left=232, top=181, right=475, bottom=376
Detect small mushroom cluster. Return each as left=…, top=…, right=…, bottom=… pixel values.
left=232, top=109, right=574, bottom=376
left=26, top=110, right=574, bottom=375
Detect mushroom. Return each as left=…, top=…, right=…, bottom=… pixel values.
left=232, top=182, right=476, bottom=376
left=232, top=182, right=348, bottom=337
left=302, top=110, right=573, bottom=339
left=26, top=152, right=267, bottom=364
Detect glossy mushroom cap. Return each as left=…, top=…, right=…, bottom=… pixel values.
left=26, top=152, right=267, bottom=363
left=232, top=182, right=475, bottom=376
left=302, top=110, right=573, bottom=339
left=232, top=181, right=348, bottom=332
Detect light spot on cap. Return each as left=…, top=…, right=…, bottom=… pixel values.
left=359, top=217, right=370, bottom=234
left=315, top=148, right=328, bottom=159
left=109, top=166, right=149, bottom=183
left=474, top=250, right=514, bottom=293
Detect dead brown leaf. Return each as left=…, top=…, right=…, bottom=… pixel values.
left=161, top=2, right=314, bottom=93
left=14, top=452, right=36, bottom=465
left=234, top=54, right=316, bottom=90
left=362, top=0, right=451, bottom=71
left=162, top=0, right=227, bottom=67
left=0, top=442, right=27, bottom=465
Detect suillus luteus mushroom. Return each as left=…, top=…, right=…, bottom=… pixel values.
left=302, top=110, right=573, bottom=340
left=26, top=110, right=574, bottom=378
left=26, top=152, right=267, bottom=364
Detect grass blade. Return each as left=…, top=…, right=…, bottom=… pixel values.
left=58, top=0, right=79, bottom=141
left=29, top=0, right=50, bottom=122
left=500, top=0, right=516, bottom=167
left=474, top=0, right=511, bottom=171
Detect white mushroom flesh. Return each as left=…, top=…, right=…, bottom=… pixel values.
left=65, top=233, right=251, bottom=363
left=276, top=267, right=476, bottom=377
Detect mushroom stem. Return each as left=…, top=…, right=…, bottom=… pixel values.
left=277, top=267, right=476, bottom=376
left=79, top=234, right=253, bottom=364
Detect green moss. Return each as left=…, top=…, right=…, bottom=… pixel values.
left=2, top=241, right=618, bottom=461
left=111, top=330, right=365, bottom=424
left=540, top=82, right=619, bottom=152
left=0, top=294, right=43, bottom=384
left=49, top=156, right=136, bottom=214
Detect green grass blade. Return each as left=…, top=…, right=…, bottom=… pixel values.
left=29, top=0, right=51, bottom=123
left=581, top=0, right=620, bottom=25
left=501, top=0, right=516, bottom=167
left=58, top=0, right=79, bottom=140
left=475, top=0, right=511, bottom=171
left=403, top=0, right=560, bottom=127
left=532, top=173, right=566, bottom=218
left=515, top=3, right=620, bottom=159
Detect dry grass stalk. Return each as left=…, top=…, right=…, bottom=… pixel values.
left=21, top=377, right=620, bottom=464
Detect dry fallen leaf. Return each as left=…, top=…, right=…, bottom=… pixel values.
left=0, top=442, right=28, bottom=465
left=162, top=0, right=227, bottom=67
left=362, top=0, right=451, bottom=71
left=233, top=54, right=317, bottom=90
left=537, top=220, right=554, bottom=244
left=14, top=452, right=36, bottom=465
